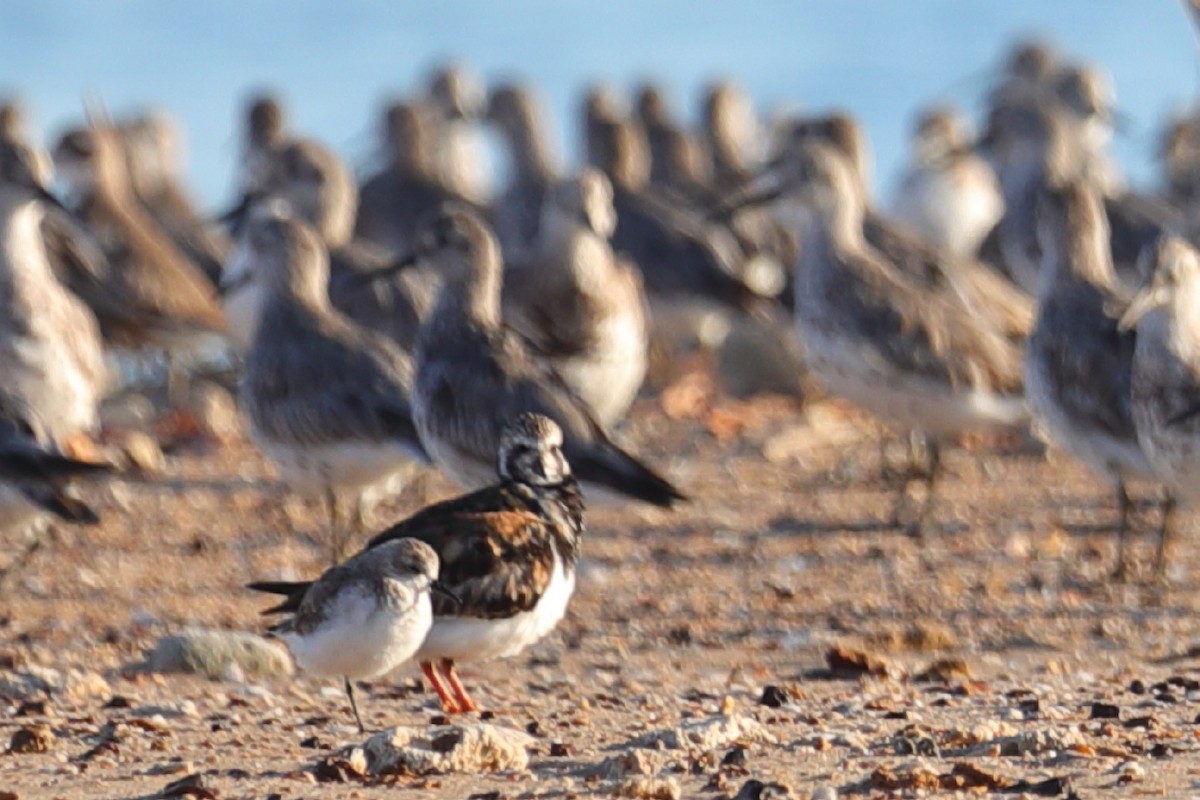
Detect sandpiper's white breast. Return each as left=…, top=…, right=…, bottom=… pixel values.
left=280, top=584, right=432, bottom=680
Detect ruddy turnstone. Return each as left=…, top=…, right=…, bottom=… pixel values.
left=892, top=106, right=1005, bottom=261
left=261, top=538, right=443, bottom=732
left=1119, top=235, right=1200, bottom=573
left=1024, top=181, right=1160, bottom=578
left=251, top=412, right=583, bottom=714
left=236, top=202, right=426, bottom=561
left=503, top=168, right=648, bottom=426
left=388, top=205, right=683, bottom=506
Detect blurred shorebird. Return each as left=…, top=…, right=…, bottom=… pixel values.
left=0, top=138, right=107, bottom=447
left=258, top=538, right=442, bottom=732
left=503, top=168, right=649, bottom=426
left=1024, top=182, right=1162, bottom=579
left=388, top=205, right=684, bottom=507
left=764, top=112, right=1034, bottom=342
left=51, top=123, right=224, bottom=393
left=355, top=100, right=467, bottom=258
left=118, top=110, right=228, bottom=285
left=0, top=401, right=111, bottom=537
left=424, top=61, right=492, bottom=205
left=738, top=141, right=1027, bottom=536
left=591, top=115, right=775, bottom=310
left=1120, top=236, right=1200, bottom=574
left=487, top=82, right=559, bottom=271
left=236, top=203, right=426, bottom=561
left=892, top=106, right=1005, bottom=261
left=252, top=413, right=583, bottom=714
left=221, top=134, right=433, bottom=353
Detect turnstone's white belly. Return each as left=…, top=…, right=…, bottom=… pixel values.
left=418, top=559, right=575, bottom=663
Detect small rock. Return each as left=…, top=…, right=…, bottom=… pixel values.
left=758, top=685, right=790, bottom=708
left=120, top=431, right=165, bottom=473
left=0, top=666, right=109, bottom=703
left=616, top=777, right=681, bottom=800
left=356, top=724, right=534, bottom=776
left=145, top=628, right=293, bottom=681
left=631, top=714, right=777, bottom=751
left=8, top=724, right=53, bottom=754
left=595, top=749, right=666, bottom=780
left=810, top=788, right=837, bottom=800
left=734, top=780, right=795, bottom=800
left=159, top=773, right=219, bottom=800
left=1089, top=702, right=1121, bottom=720
left=188, top=383, right=242, bottom=442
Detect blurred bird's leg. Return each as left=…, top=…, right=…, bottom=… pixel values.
left=1154, top=489, right=1177, bottom=580
left=325, top=486, right=348, bottom=565
left=908, top=437, right=942, bottom=541
left=1111, top=481, right=1134, bottom=582
left=344, top=676, right=366, bottom=733
left=421, top=660, right=461, bottom=713
left=165, top=350, right=187, bottom=406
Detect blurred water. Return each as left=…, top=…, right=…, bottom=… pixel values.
left=1, top=1, right=1195, bottom=209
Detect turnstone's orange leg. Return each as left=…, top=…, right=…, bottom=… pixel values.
left=440, top=658, right=478, bottom=713
left=421, top=661, right=461, bottom=713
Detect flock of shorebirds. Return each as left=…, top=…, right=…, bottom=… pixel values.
left=6, top=32, right=1200, bottom=730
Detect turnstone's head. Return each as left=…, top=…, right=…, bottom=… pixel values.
left=498, top=413, right=569, bottom=486
left=373, top=538, right=440, bottom=583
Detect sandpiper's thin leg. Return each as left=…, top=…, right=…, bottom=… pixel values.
left=421, top=661, right=460, bottom=713
left=345, top=676, right=365, bottom=733
left=1111, top=480, right=1133, bottom=582
left=441, top=658, right=478, bottom=713
left=1155, top=489, right=1177, bottom=578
